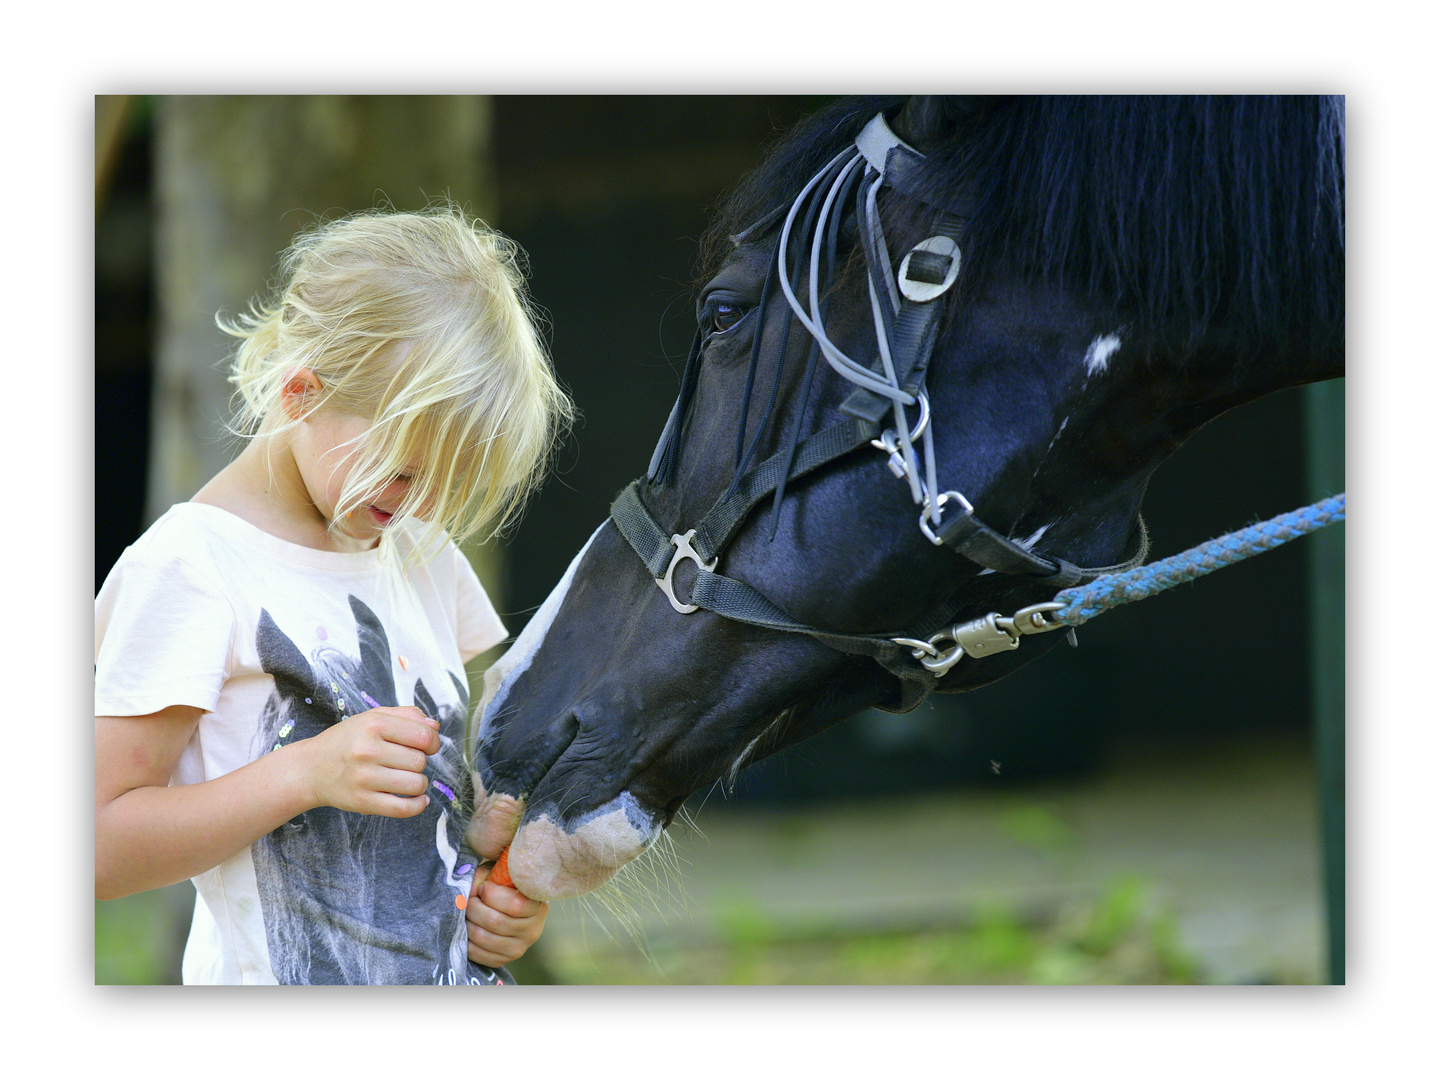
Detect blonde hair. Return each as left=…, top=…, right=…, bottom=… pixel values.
left=221, top=204, right=573, bottom=559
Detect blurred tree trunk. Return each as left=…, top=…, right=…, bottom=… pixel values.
left=149, top=94, right=504, bottom=611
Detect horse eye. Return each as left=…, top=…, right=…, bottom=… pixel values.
left=711, top=301, right=746, bottom=333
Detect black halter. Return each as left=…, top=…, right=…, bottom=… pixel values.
left=610, top=111, right=1147, bottom=708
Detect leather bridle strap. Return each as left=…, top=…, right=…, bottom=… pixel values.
left=610, top=475, right=1149, bottom=651
left=613, top=414, right=880, bottom=577
left=936, top=505, right=1088, bottom=585
left=609, top=479, right=964, bottom=677
left=610, top=106, right=1153, bottom=695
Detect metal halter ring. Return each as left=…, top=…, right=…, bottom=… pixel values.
left=919, top=490, right=973, bottom=546
left=904, top=392, right=931, bottom=442
left=657, top=529, right=718, bottom=614
left=870, top=394, right=932, bottom=480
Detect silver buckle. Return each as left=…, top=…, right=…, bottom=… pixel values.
left=869, top=394, right=933, bottom=479
left=656, top=529, right=718, bottom=614
left=919, top=490, right=973, bottom=546
left=919, top=613, right=1021, bottom=673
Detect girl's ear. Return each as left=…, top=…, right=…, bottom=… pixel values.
left=279, top=368, right=323, bottom=421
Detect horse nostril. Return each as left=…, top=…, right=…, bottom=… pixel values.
left=662, top=795, right=688, bottom=826
left=482, top=710, right=580, bottom=795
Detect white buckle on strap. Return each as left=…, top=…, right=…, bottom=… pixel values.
left=898, top=236, right=963, bottom=303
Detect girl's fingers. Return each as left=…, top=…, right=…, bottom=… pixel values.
left=468, top=889, right=548, bottom=939
left=372, top=709, right=441, bottom=754
left=469, top=895, right=546, bottom=933
left=357, top=790, right=431, bottom=819
left=350, top=711, right=437, bottom=775
left=478, top=880, right=543, bottom=917
left=375, top=765, right=431, bottom=799
left=466, top=893, right=548, bottom=966
left=468, top=939, right=521, bottom=968
left=370, top=741, right=431, bottom=777
left=308, top=707, right=441, bottom=814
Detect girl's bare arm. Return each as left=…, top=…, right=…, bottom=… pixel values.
left=95, top=705, right=440, bottom=900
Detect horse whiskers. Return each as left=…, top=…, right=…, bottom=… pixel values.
left=560, top=829, right=693, bottom=973
left=695, top=776, right=728, bottom=812
left=670, top=802, right=705, bottom=842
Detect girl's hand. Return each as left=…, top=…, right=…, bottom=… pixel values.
left=94, top=703, right=443, bottom=900
left=465, top=868, right=550, bottom=968
left=300, top=705, right=441, bottom=817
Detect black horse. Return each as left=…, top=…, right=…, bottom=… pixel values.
left=466, top=96, right=1344, bottom=899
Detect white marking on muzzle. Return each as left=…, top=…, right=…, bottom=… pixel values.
left=467, top=522, right=659, bottom=898
left=508, top=792, right=661, bottom=900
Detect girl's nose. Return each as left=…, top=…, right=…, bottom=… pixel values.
left=383, top=474, right=414, bottom=499
left=386, top=476, right=434, bottom=519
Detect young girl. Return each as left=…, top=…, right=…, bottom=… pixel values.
left=95, top=206, right=573, bottom=985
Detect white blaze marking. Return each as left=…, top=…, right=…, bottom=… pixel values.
left=475, top=522, right=605, bottom=745
left=1084, top=334, right=1122, bottom=377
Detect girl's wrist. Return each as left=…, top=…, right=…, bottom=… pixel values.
left=266, top=736, right=325, bottom=818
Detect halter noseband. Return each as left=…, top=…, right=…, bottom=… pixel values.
left=609, top=110, right=1147, bottom=707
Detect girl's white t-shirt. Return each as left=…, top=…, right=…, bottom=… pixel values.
left=95, top=503, right=508, bottom=985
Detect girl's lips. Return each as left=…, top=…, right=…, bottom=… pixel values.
left=369, top=507, right=394, bottom=527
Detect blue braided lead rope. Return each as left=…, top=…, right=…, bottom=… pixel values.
left=1052, top=493, right=1346, bottom=627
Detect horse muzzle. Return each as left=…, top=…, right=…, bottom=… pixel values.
left=466, top=776, right=662, bottom=901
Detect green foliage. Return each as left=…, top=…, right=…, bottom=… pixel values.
left=558, top=873, right=1211, bottom=984
left=1000, top=802, right=1079, bottom=856
left=94, top=887, right=189, bottom=985
left=93, top=868, right=1210, bottom=985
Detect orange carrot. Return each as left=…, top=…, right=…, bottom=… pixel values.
left=488, top=847, right=514, bottom=889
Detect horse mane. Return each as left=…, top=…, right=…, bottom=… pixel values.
left=702, top=95, right=1345, bottom=358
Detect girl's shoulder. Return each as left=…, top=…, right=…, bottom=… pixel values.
left=117, top=503, right=246, bottom=569
left=131, top=503, right=391, bottom=573
left=98, top=504, right=259, bottom=611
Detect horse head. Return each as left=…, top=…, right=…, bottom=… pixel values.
left=466, top=95, right=1344, bottom=899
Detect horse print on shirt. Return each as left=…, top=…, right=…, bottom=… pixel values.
left=251, top=595, right=504, bottom=985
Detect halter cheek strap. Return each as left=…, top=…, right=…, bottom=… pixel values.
left=613, top=110, right=1151, bottom=702
left=770, top=110, right=1105, bottom=580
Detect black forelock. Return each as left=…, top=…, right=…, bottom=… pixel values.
left=702, top=95, right=1345, bottom=359
left=699, top=96, right=904, bottom=278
